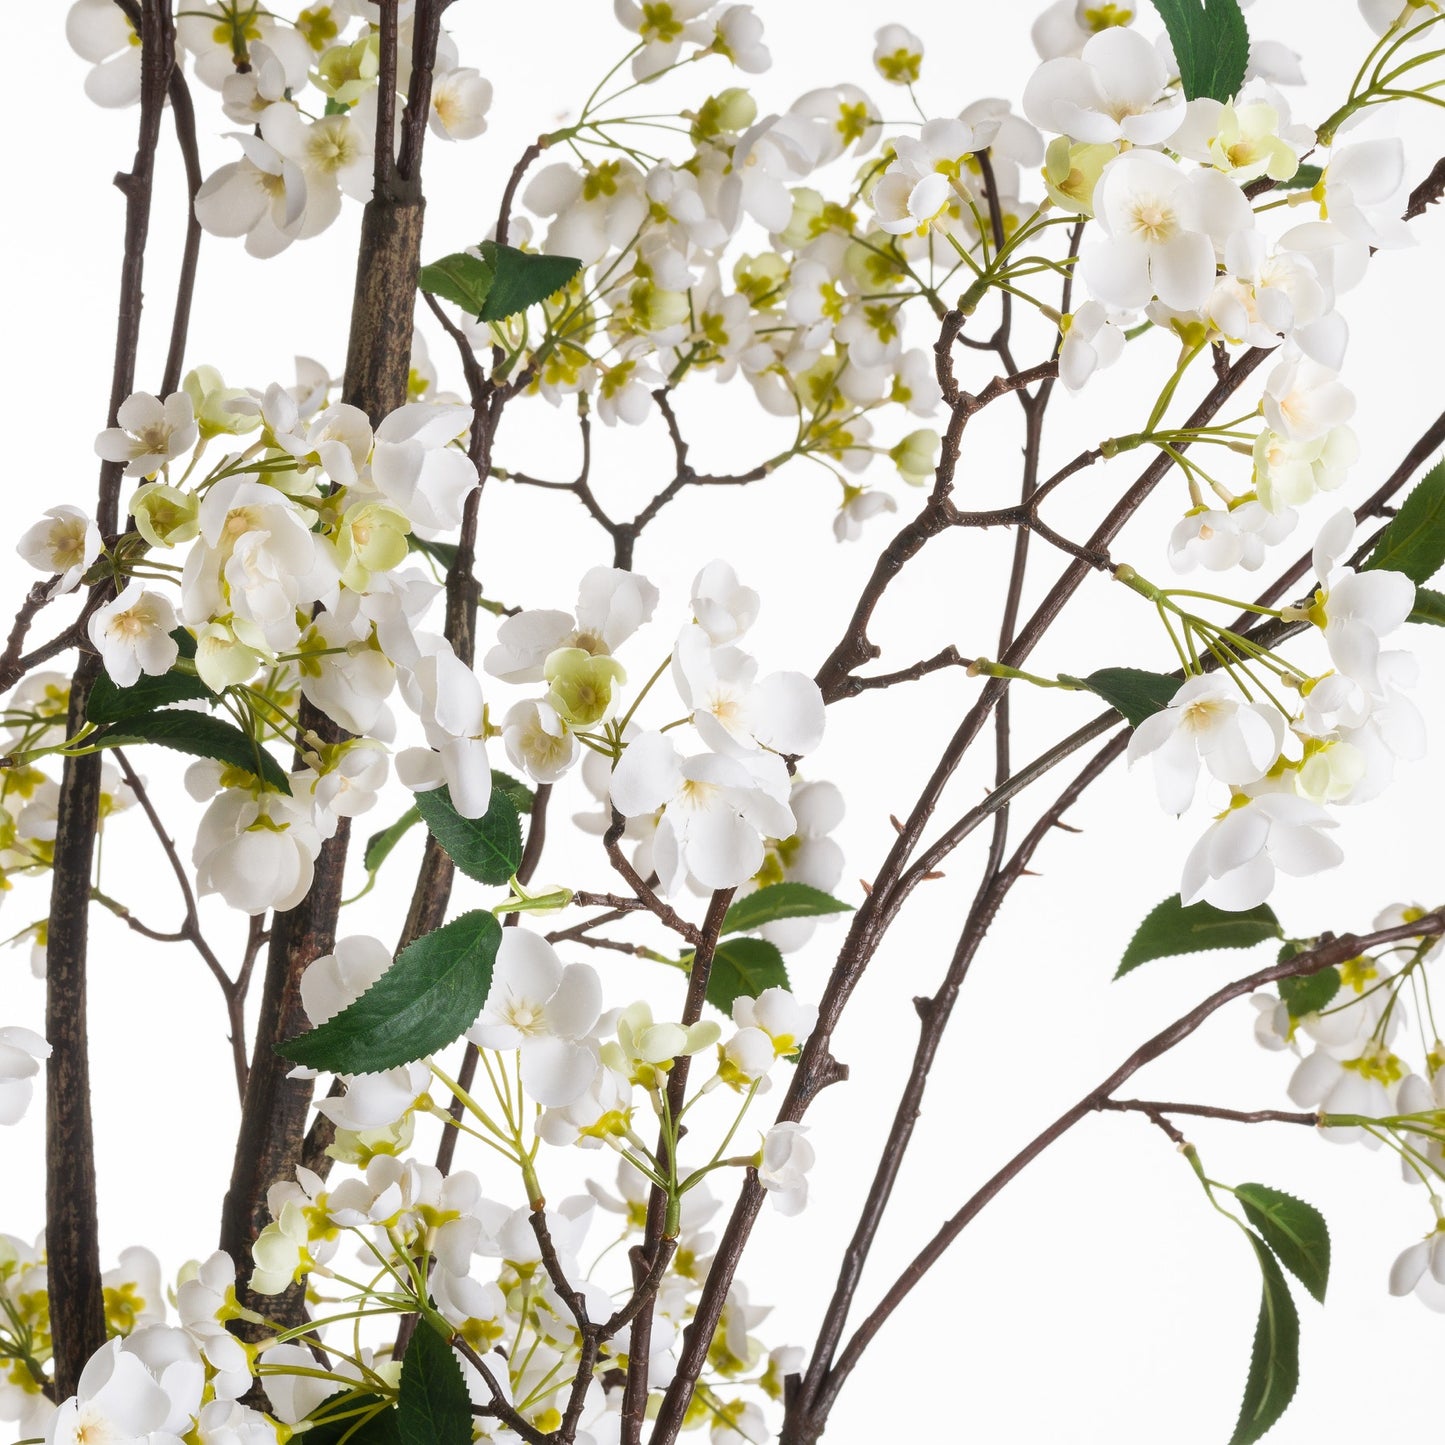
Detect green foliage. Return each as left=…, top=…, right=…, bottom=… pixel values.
left=1062, top=668, right=1179, bottom=727
left=296, top=1394, right=402, bottom=1445
left=277, top=910, right=501, bottom=1074
left=1236, top=1184, right=1331, bottom=1304
left=1229, top=1232, right=1300, bottom=1445
left=1116, top=895, right=1282, bottom=978
left=417, top=241, right=581, bottom=323
left=490, top=769, right=536, bottom=815
left=86, top=630, right=213, bottom=724
left=363, top=806, right=422, bottom=874
left=416, top=252, right=495, bottom=317
left=1407, top=586, right=1445, bottom=625
left=1363, top=459, right=1445, bottom=584
left=408, top=535, right=461, bottom=572
left=704, top=937, right=790, bottom=1015
left=1273, top=163, right=1323, bottom=192
left=476, top=240, right=582, bottom=321
left=1149, top=0, right=1251, bottom=102
left=95, top=710, right=289, bottom=793
left=1276, top=963, right=1340, bottom=1019
left=415, top=785, right=522, bottom=885
left=721, top=883, right=852, bottom=935
left=397, top=1322, right=472, bottom=1445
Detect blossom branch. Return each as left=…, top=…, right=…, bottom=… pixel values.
left=816, top=911, right=1445, bottom=1415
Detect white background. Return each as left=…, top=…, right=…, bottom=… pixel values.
left=3, top=2, right=1445, bottom=1442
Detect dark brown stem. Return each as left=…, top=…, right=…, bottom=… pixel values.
left=113, top=751, right=246, bottom=1096
left=44, top=658, right=107, bottom=1398
left=221, top=0, right=447, bottom=1327
left=605, top=811, right=705, bottom=948
left=621, top=889, right=732, bottom=1445
left=450, top=1335, right=552, bottom=1445
left=44, top=1, right=174, bottom=1395
left=1100, top=1099, right=1320, bottom=1129
left=0, top=583, right=57, bottom=693
left=160, top=61, right=202, bottom=396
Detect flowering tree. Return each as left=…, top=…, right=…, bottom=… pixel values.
left=4, top=1, right=1445, bottom=1442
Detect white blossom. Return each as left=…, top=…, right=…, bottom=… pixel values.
left=0, top=1027, right=50, bottom=1126
left=88, top=581, right=179, bottom=689
left=18, top=506, right=101, bottom=593
left=756, top=1122, right=815, bottom=1215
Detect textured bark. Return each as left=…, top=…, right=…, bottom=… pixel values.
left=44, top=657, right=108, bottom=1397
left=342, top=198, right=427, bottom=416
left=218, top=13, right=436, bottom=1325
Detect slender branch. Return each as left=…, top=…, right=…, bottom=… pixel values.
left=159, top=60, right=202, bottom=396
left=450, top=1336, right=552, bottom=1445
left=113, top=751, right=246, bottom=1096
left=1100, top=1099, right=1320, bottom=1129
left=818, top=912, right=1445, bottom=1408
left=44, top=0, right=174, bottom=1395
left=0, top=583, right=58, bottom=694
left=813, top=645, right=971, bottom=701
left=622, top=888, right=732, bottom=1445
left=605, top=810, right=705, bottom=948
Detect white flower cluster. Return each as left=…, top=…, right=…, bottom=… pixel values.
left=1128, top=508, right=1419, bottom=911
left=12, top=360, right=503, bottom=915
left=488, top=560, right=827, bottom=896
left=68, top=0, right=493, bottom=256
left=1248, top=903, right=1445, bottom=1311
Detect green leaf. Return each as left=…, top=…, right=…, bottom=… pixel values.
left=364, top=806, right=421, bottom=874
left=1150, top=0, right=1251, bottom=102
left=721, top=883, right=853, bottom=935
left=297, top=1393, right=402, bottom=1445
left=1274, top=162, right=1322, bottom=192
left=415, top=785, right=522, bottom=885
left=1116, top=894, right=1281, bottom=979
left=476, top=240, right=581, bottom=322
left=1235, top=1184, right=1331, bottom=1304
left=408, top=534, right=461, bottom=572
left=1363, top=458, right=1445, bottom=584
left=490, top=769, right=535, bottom=816
left=86, top=629, right=213, bottom=724
left=417, top=251, right=495, bottom=317
left=397, top=1322, right=471, bottom=1445
left=1277, top=964, right=1340, bottom=1019
left=1408, top=586, right=1445, bottom=625
left=1061, top=668, right=1179, bottom=727
left=96, top=710, right=289, bottom=793
left=705, top=938, right=790, bottom=1015
left=277, top=910, right=501, bottom=1074
left=1229, top=1231, right=1301, bottom=1445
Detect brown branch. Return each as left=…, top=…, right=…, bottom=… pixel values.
left=1405, top=153, right=1445, bottom=219
left=826, top=645, right=972, bottom=699
left=43, top=657, right=108, bottom=1398
left=159, top=60, right=202, bottom=396
left=113, top=751, right=246, bottom=1096
left=222, top=0, right=449, bottom=1333
left=450, top=1335, right=552, bottom=1445
left=622, top=888, right=732, bottom=1445
left=1100, top=1099, right=1320, bottom=1130
left=816, top=911, right=1445, bottom=1412
left=45, top=1, right=174, bottom=1395
left=0, top=583, right=58, bottom=694
left=604, top=811, right=705, bottom=949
